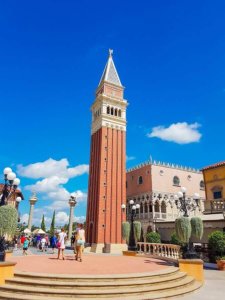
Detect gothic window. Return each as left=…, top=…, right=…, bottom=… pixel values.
left=138, top=176, right=143, bottom=185
left=111, top=107, right=114, bottom=115
left=161, top=201, right=167, bottom=213
left=200, top=180, right=205, bottom=190
left=173, top=176, right=180, bottom=186
left=144, top=202, right=148, bottom=213
left=118, top=109, right=121, bottom=117
left=115, top=108, right=118, bottom=116
left=107, top=106, right=110, bottom=114
left=155, top=202, right=160, bottom=213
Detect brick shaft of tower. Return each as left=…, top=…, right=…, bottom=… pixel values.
left=86, top=50, right=128, bottom=253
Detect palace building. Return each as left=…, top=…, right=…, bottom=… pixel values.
left=126, top=160, right=205, bottom=234
left=86, top=50, right=128, bottom=253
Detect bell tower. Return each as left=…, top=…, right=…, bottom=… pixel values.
left=86, top=50, right=128, bottom=253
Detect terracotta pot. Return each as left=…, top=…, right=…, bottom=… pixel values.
left=216, top=260, right=225, bottom=271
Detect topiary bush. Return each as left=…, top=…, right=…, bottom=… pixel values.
left=0, top=205, right=18, bottom=237
left=191, top=217, right=203, bottom=240
left=133, top=221, right=141, bottom=242
left=146, top=232, right=161, bottom=243
left=175, top=217, right=191, bottom=243
left=122, top=222, right=130, bottom=243
left=208, top=231, right=225, bottom=262
left=170, top=232, right=183, bottom=246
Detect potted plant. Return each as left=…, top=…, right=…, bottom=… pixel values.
left=0, top=205, right=18, bottom=262
left=216, top=256, right=225, bottom=271
left=208, top=231, right=225, bottom=264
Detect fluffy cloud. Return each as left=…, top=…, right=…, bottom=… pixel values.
left=17, top=158, right=89, bottom=179
left=55, top=211, right=69, bottom=225
left=126, top=155, right=136, bottom=161
left=20, top=213, right=29, bottom=224
left=147, top=122, right=202, bottom=144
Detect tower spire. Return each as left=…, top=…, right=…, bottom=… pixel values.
left=98, top=49, right=122, bottom=87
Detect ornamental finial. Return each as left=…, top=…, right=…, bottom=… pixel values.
left=109, top=49, right=113, bottom=57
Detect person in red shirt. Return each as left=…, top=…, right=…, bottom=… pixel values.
left=20, top=235, right=26, bottom=248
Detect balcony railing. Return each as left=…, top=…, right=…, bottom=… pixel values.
left=137, top=242, right=181, bottom=261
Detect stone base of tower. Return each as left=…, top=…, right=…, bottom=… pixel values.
left=90, top=243, right=128, bottom=254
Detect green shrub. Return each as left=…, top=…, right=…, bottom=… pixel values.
left=170, top=232, right=182, bottom=245
left=122, top=222, right=130, bottom=243
left=208, top=231, right=225, bottom=257
left=191, top=217, right=203, bottom=240
left=146, top=232, right=161, bottom=243
left=133, top=221, right=141, bottom=242
left=175, top=217, right=191, bottom=243
left=0, top=205, right=18, bottom=237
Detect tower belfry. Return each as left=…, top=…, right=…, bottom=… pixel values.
left=86, top=50, right=128, bottom=253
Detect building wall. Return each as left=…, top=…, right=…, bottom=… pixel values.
left=203, top=165, right=225, bottom=212
left=126, top=165, right=152, bottom=197
left=151, top=164, right=205, bottom=198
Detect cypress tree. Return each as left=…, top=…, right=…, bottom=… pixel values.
left=49, top=211, right=55, bottom=237
left=41, top=214, right=46, bottom=232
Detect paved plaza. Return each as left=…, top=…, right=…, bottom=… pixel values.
left=6, top=248, right=225, bottom=299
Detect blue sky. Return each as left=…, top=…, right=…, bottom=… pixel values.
left=0, top=1, right=224, bottom=227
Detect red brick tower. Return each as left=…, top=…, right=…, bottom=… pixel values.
left=86, top=50, right=128, bottom=253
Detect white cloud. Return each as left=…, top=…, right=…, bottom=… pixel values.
left=126, top=155, right=136, bottom=161
left=17, top=158, right=89, bottom=179
left=55, top=211, right=69, bottom=225
left=74, top=216, right=86, bottom=224
left=20, top=213, right=29, bottom=224
left=147, top=122, right=202, bottom=144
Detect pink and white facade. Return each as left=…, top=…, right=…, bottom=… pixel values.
left=126, top=161, right=205, bottom=228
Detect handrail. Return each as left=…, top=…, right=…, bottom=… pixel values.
left=137, top=242, right=181, bottom=260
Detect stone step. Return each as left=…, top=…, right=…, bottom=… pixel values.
left=13, top=267, right=179, bottom=282
left=7, top=271, right=187, bottom=289
left=0, top=275, right=195, bottom=297
left=0, top=280, right=202, bottom=300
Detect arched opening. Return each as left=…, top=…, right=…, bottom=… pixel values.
left=155, top=202, right=160, bottom=212
left=107, top=106, right=110, bottom=114
left=111, top=107, right=114, bottom=115
left=115, top=108, right=118, bottom=116
left=118, top=109, right=121, bottom=117
left=138, top=176, right=143, bottom=185
left=200, top=180, right=205, bottom=189
left=144, top=202, right=148, bottom=214
left=173, top=176, right=180, bottom=186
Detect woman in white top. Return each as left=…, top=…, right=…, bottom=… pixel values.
left=75, top=223, right=85, bottom=262
left=57, top=228, right=67, bottom=260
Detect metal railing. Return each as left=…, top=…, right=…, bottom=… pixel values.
left=137, top=242, right=181, bottom=260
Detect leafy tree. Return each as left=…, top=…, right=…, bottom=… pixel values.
left=208, top=231, right=225, bottom=261
left=122, top=222, right=130, bottom=243
left=146, top=232, right=161, bottom=243
left=133, top=221, right=142, bottom=241
left=49, top=211, right=55, bottom=237
left=170, top=232, right=183, bottom=246
left=191, top=217, right=203, bottom=240
left=41, top=214, right=46, bottom=232
left=175, top=217, right=191, bottom=243
left=0, top=205, right=18, bottom=237
left=31, top=225, right=39, bottom=232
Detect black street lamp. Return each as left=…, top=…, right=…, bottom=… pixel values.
left=174, top=187, right=201, bottom=217
left=122, top=200, right=140, bottom=251
left=0, top=167, right=21, bottom=207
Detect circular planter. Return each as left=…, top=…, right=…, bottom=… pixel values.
left=216, top=259, right=225, bottom=271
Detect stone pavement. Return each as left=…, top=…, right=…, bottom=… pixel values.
left=173, top=269, right=225, bottom=300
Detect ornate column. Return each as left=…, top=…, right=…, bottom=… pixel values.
left=28, top=193, right=38, bottom=231
left=68, top=196, right=77, bottom=244
left=159, top=204, right=162, bottom=219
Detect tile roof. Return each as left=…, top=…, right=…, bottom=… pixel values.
left=201, top=161, right=225, bottom=171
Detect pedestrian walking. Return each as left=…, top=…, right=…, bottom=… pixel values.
left=57, top=228, right=67, bottom=260
left=50, top=234, right=57, bottom=254
left=75, top=223, right=85, bottom=262
left=23, top=237, right=29, bottom=255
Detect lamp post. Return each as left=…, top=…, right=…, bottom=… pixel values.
left=174, top=187, right=201, bottom=258
left=68, top=195, right=77, bottom=245
left=174, top=187, right=201, bottom=218
left=121, top=200, right=140, bottom=251
left=0, top=167, right=21, bottom=207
